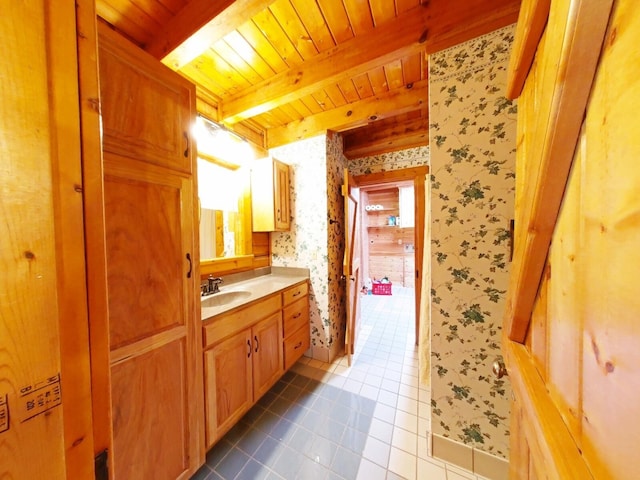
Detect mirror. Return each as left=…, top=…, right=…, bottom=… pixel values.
left=195, top=114, right=257, bottom=275
left=198, top=158, right=252, bottom=260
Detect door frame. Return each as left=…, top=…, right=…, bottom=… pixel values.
left=354, top=165, right=428, bottom=345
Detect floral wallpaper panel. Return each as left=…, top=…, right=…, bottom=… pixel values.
left=270, top=135, right=332, bottom=360
left=429, top=25, right=516, bottom=459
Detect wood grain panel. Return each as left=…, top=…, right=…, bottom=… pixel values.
left=503, top=0, right=615, bottom=342
left=343, top=0, right=374, bottom=35
left=203, top=294, right=281, bottom=347
left=104, top=161, right=185, bottom=350
left=269, top=0, right=319, bottom=60
left=252, top=312, right=284, bottom=399
left=546, top=143, right=583, bottom=442
left=204, top=330, right=253, bottom=446
left=317, top=0, right=353, bottom=44
left=289, top=0, right=335, bottom=53
left=282, top=281, right=309, bottom=306
left=253, top=8, right=304, bottom=67
left=284, top=324, right=311, bottom=370
left=579, top=2, right=640, bottom=475
left=529, top=265, right=549, bottom=381
left=98, top=22, right=194, bottom=173
left=111, top=338, right=189, bottom=479
left=283, top=296, right=309, bottom=336
left=0, top=1, right=89, bottom=476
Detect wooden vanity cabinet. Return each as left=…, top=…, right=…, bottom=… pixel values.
left=251, top=157, right=291, bottom=232
left=203, top=295, right=283, bottom=448
left=282, top=282, right=310, bottom=370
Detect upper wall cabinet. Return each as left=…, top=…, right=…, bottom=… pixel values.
left=98, top=26, right=193, bottom=174
left=251, top=157, right=290, bottom=232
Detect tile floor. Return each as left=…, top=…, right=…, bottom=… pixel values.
left=191, top=287, right=484, bottom=480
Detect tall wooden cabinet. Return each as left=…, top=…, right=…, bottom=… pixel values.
left=98, top=23, right=202, bottom=479
left=251, top=157, right=291, bottom=231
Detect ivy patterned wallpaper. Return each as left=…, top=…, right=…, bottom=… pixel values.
left=429, top=25, right=516, bottom=459
left=270, top=134, right=348, bottom=362
left=348, top=146, right=430, bottom=176
left=270, top=135, right=331, bottom=360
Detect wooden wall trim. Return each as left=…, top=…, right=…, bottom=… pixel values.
left=504, top=0, right=615, bottom=342
left=77, top=0, right=115, bottom=466
left=505, top=0, right=551, bottom=100
left=504, top=341, right=593, bottom=479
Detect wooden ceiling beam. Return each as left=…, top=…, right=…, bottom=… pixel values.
left=267, top=81, right=427, bottom=148
left=222, top=0, right=520, bottom=124
left=146, top=0, right=276, bottom=68
left=343, top=116, right=429, bottom=159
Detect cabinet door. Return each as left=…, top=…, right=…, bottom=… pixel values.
left=104, top=156, right=199, bottom=479
left=98, top=23, right=193, bottom=174
left=252, top=312, right=284, bottom=400
left=99, top=24, right=202, bottom=479
left=274, top=160, right=290, bottom=231
left=204, top=330, right=253, bottom=448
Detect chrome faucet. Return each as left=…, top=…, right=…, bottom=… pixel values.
left=207, top=275, right=223, bottom=294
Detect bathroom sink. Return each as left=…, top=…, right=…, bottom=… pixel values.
left=201, top=290, right=251, bottom=308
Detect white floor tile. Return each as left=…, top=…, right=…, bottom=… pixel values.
left=362, top=436, right=391, bottom=468
left=356, top=458, right=387, bottom=480
left=369, top=418, right=394, bottom=443
left=391, top=426, right=417, bottom=455
left=388, top=446, right=417, bottom=480
left=418, top=457, right=447, bottom=480
left=394, top=410, right=418, bottom=434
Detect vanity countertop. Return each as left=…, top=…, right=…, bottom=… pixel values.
left=201, top=267, right=309, bottom=321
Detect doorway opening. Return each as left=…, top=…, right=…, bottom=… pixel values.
left=344, top=165, right=428, bottom=371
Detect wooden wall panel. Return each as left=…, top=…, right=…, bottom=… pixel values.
left=578, top=2, right=640, bottom=476
left=518, top=4, right=640, bottom=477
left=546, top=147, right=584, bottom=443
left=529, top=265, right=549, bottom=381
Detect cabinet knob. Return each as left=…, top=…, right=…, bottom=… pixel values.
left=492, top=359, right=507, bottom=379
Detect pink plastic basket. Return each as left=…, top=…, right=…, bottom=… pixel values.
left=372, top=281, right=392, bottom=295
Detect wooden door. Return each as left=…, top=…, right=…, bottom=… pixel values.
left=343, top=169, right=362, bottom=365
left=252, top=312, right=284, bottom=399
left=204, top=329, right=253, bottom=448
left=503, top=0, right=624, bottom=477
left=0, top=1, right=95, bottom=477
left=99, top=24, right=202, bottom=479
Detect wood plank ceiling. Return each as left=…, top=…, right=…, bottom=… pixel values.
left=96, top=0, right=521, bottom=158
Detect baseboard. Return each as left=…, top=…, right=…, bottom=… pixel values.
left=431, top=433, right=509, bottom=480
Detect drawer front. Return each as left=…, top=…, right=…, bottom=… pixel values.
left=283, top=296, right=309, bottom=338
left=282, top=281, right=308, bottom=306
left=203, top=294, right=281, bottom=348
left=284, top=324, right=310, bottom=371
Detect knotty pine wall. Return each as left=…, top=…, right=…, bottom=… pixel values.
left=363, top=188, right=415, bottom=287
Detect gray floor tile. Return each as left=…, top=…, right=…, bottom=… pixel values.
left=331, top=447, right=360, bottom=479
left=288, top=426, right=315, bottom=453
left=236, top=427, right=265, bottom=456
left=235, top=459, right=269, bottom=480
left=254, top=436, right=285, bottom=468
left=272, top=445, right=305, bottom=479
left=214, top=447, right=249, bottom=480
left=308, top=435, right=338, bottom=467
